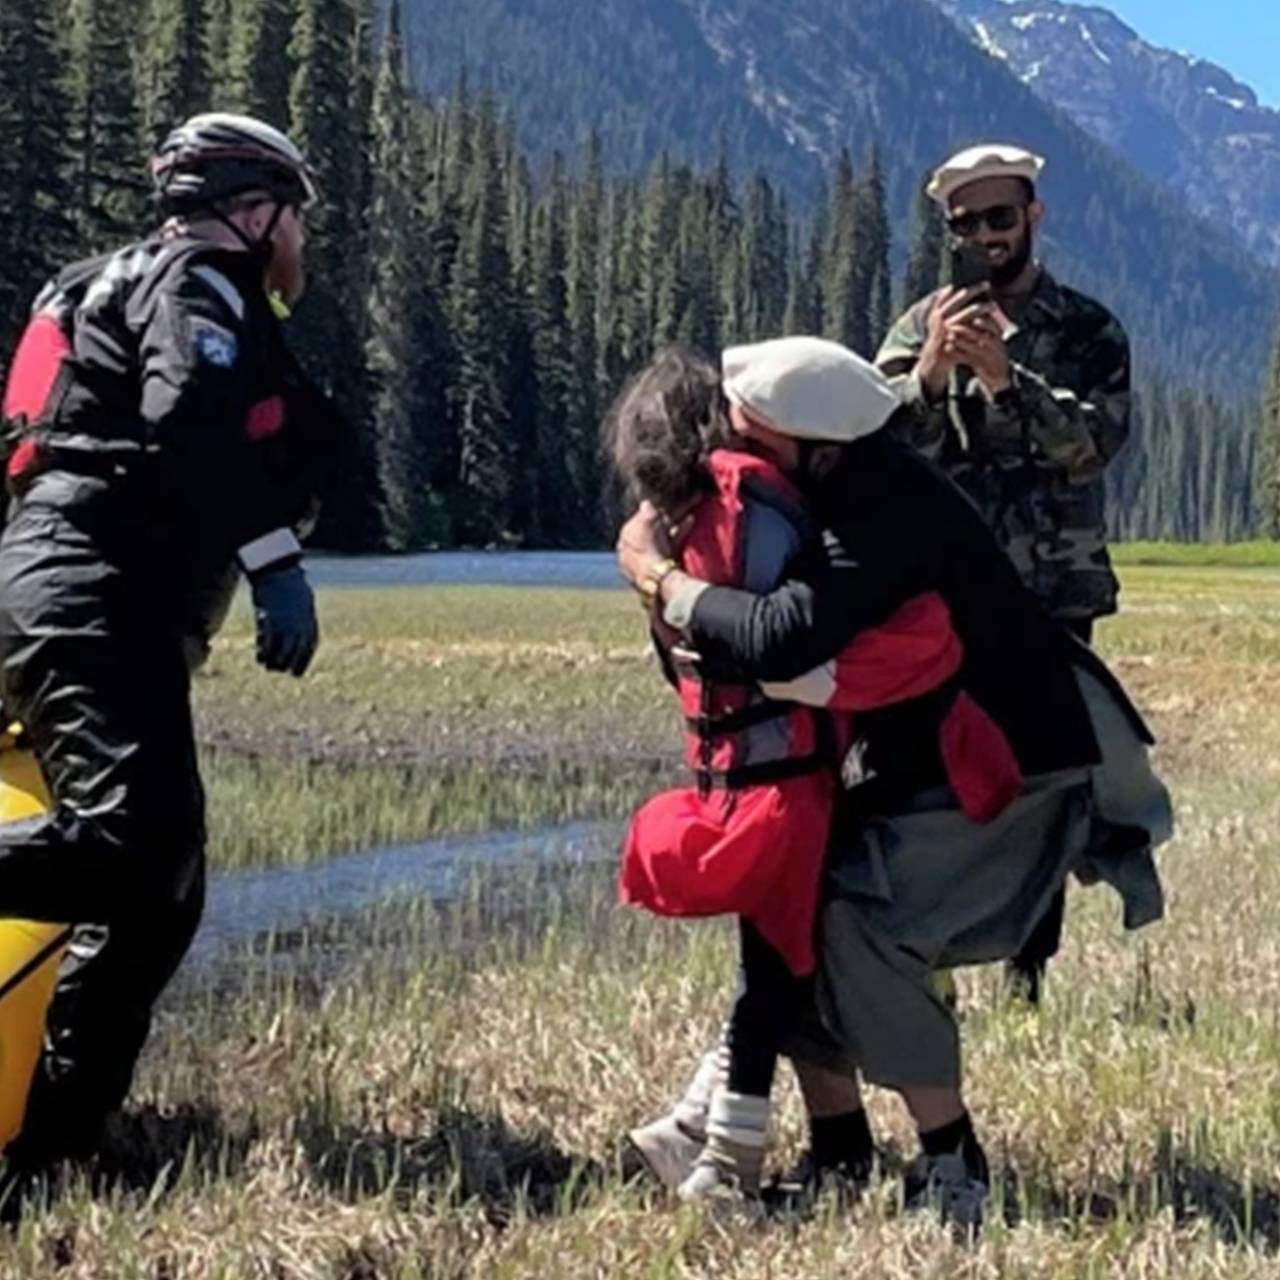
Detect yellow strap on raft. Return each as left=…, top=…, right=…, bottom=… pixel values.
left=0, top=725, right=70, bottom=1150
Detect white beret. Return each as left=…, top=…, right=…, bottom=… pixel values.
left=926, top=144, right=1046, bottom=207
left=721, top=336, right=900, bottom=444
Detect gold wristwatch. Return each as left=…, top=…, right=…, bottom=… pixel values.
left=638, top=557, right=678, bottom=609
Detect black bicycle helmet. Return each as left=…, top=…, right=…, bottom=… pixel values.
left=151, top=113, right=317, bottom=215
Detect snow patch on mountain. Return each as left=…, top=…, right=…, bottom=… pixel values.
left=971, top=20, right=1010, bottom=60
left=1078, top=22, right=1110, bottom=65
left=1206, top=85, right=1248, bottom=112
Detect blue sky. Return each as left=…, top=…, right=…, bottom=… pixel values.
left=1103, top=1, right=1280, bottom=108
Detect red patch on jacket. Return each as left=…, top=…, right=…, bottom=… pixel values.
left=6, top=438, right=39, bottom=480
left=2, top=314, right=71, bottom=425
left=243, top=396, right=285, bottom=441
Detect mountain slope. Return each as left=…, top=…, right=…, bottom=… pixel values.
left=933, top=0, right=1280, bottom=266
left=401, top=0, right=1277, bottom=386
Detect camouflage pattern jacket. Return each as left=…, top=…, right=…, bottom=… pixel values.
left=876, top=269, right=1130, bottom=621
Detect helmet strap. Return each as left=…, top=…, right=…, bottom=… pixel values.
left=210, top=198, right=286, bottom=266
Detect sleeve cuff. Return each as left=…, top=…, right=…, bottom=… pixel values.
left=901, top=368, right=935, bottom=408
left=237, top=527, right=302, bottom=575
left=662, top=578, right=710, bottom=631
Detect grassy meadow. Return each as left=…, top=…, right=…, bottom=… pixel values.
left=195, top=586, right=675, bottom=868
left=3, top=564, right=1280, bottom=1277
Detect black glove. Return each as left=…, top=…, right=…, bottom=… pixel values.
left=249, top=561, right=318, bottom=676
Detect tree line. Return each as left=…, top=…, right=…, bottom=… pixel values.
left=0, top=0, right=1269, bottom=547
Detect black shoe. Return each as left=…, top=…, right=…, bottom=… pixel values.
left=767, top=1147, right=873, bottom=1209
left=904, top=1133, right=990, bottom=1237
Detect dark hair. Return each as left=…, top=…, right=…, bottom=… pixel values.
left=603, top=345, right=733, bottom=515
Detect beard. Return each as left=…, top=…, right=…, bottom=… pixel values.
left=267, top=254, right=306, bottom=307
left=990, top=229, right=1034, bottom=288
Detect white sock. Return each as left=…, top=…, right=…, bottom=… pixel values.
left=706, top=1088, right=770, bottom=1149
left=672, top=1044, right=729, bottom=1134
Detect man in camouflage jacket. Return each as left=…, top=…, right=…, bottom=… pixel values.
left=877, top=145, right=1130, bottom=629
left=876, top=144, right=1132, bottom=1000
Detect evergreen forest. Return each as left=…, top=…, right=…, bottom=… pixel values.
left=0, top=0, right=1274, bottom=547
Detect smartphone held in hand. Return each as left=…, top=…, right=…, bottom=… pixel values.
left=949, top=245, right=993, bottom=291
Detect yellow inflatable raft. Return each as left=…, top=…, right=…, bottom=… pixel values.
left=0, top=726, right=70, bottom=1150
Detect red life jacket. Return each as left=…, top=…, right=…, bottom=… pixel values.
left=674, top=450, right=836, bottom=796
left=1, top=253, right=111, bottom=490
left=672, top=450, right=1022, bottom=822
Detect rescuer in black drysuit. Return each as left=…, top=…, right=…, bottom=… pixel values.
left=0, top=112, right=343, bottom=1166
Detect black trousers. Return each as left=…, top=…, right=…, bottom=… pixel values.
left=0, top=502, right=206, bottom=1161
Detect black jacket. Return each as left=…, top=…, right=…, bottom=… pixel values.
left=3, top=233, right=340, bottom=619
left=685, top=432, right=1117, bottom=800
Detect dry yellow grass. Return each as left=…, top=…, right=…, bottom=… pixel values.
left=1, top=565, right=1278, bottom=1278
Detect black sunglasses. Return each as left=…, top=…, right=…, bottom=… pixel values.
left=946, top=203, right=1027, bottom=237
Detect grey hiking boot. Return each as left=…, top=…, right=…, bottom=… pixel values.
left=625, top=1114, right=704, bottom=1191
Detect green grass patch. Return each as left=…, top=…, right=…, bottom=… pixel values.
left=1113, top=540, right=1280, bottom=567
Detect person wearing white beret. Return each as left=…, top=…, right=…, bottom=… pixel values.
left=720, top=335, right=902, bottom=445
left=923, top=142, right=1045, bottom=208
left=616, top=333, right=1168, bottom=1226
left=877, top=142, right=1134, bottom=1003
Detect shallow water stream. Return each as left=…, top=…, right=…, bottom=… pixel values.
left=308, top=550, right=620, bottom=590
left=191, top=819, right=622, bottom=970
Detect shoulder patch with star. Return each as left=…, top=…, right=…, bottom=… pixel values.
left=191, top=318, right=239, bottom=368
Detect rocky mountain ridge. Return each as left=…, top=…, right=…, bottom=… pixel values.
left=933, top=0, right=1280, bottom=264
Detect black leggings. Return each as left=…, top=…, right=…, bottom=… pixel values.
left=725, top=921, right=811, bottom=1097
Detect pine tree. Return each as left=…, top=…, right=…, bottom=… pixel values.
left=288, top=0, right=363, bottom=355
left=449, top=93, right=516, bottom=543
left=1256, top=313, right=1280, bottom=539
left=718, top=225, right=748, bottom=346
left=66, top=0, right=148, bottom=250
left=901, top=179, right=946, bottom=310
left=740, top=172, right=786, bottom=339
left=0, top=0, right=75, bottom=347
left=526, top=154, right=575, bottom=543
left=641, top=153, right=681, bottom=346
left=138, top=0, right=209, bottom=146
left=598, top=178, right=646, bottom=391
left=674, top=183, right=717, bottom=354
left=364, top=0, right=438, bottom=549
left=822, top=149, right=861, bottom=351
left=858, top=146, right=892, bottom=352
left=563, top=132, right=604, bottom=531
left=505, top=182, right=541, bottom=545
left=288, top=0, right=359, bottom=247
left=293, top=0, right=381, bottom=549
left=224, top=0, right=294, bottom=125
left=205, top=0, right=233, bottom=97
